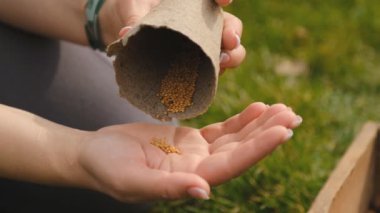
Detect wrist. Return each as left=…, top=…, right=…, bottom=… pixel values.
left=32, top=122, right=104, bottom=192
left=0, top=105, right=98, bottom=189
left=47, top=126, right=99, bottom=190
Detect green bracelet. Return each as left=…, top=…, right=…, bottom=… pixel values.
left=85, top=0, right=106, bottom=50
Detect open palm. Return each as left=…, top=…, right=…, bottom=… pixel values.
left=79, top=103, right=301, bottom=202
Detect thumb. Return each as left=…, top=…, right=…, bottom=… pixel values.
left=150, top=171, right=211, bottom=200
left=118, top=12, right=144, bottom=38
left=118, top=3, right=153, bottom=37
left=118, top=14, right=143, bottom=38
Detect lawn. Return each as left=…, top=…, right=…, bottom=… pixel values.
left=154, top=0, right=380, bottom=212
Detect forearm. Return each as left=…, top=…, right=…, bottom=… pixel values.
left=0, top=0, right=88, bottom=45
left=0, top=104, right=93, bottom=188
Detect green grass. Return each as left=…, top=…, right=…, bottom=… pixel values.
left=154, top=0, right=380, bottom=212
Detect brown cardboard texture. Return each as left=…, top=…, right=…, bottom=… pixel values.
left=107, top=0, right=223, bottom=121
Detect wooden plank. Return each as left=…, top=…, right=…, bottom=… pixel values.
left=371, top=131, right=380, bottom=211
left=309, top=122, right=380, bottom=213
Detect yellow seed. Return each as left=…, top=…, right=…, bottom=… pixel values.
left=158, top=47, right=200, bottom=113
left=150, top=137, right=181, bottom=154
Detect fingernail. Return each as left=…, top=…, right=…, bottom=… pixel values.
left=187, top=187, right=210, bottom=200
left=119, top=26, right=133, bottom=37
left=292, top=115, right=303, bottom=127
left=220, top=52, right=230, bottom=64
left=234, top=33, right=241, bottom=48
left=284, top=129, right=294, bottom=141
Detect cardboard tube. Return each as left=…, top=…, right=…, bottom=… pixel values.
left=107, top=0, right=223, bottom=121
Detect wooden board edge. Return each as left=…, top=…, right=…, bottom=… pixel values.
left=308, top=122, right=380, bottom=213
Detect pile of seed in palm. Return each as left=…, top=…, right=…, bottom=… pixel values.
left=158, top=48, right=200, bottom=113
left=150, top=137, right=181, bottom=154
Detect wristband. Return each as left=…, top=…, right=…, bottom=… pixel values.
left=85, top=0, right=106, bottom=50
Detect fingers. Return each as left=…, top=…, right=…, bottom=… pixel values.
left=197, top=126, right=292, bottom=186
left=241, top=110, right=301, bottom=142
left=220, top=12, right=245, bottom=70
left=261, top=110, right=302, bottom=130
left=200, top=102, right=268, bottom=143
left=220, top=45, right=246, bottom=70
left=208, top=104, right=302, bottom=152
left=237, top=104, right=290, bottom=139
left=222, top=12, right=243, bottom=50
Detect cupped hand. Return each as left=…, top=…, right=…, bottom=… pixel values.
left=78, top=103, right=302, bottom=202
left=99, top=0, right=245, bottom=71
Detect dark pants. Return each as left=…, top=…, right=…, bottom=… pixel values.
left=0, top=23, right=168, bottom=213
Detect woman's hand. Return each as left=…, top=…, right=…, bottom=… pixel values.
left=78, top=103, right=302, bottom=202
left=99, top=0, right=245, bottom=71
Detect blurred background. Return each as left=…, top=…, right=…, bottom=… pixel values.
left=155, top=0, right=380, bottom=212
